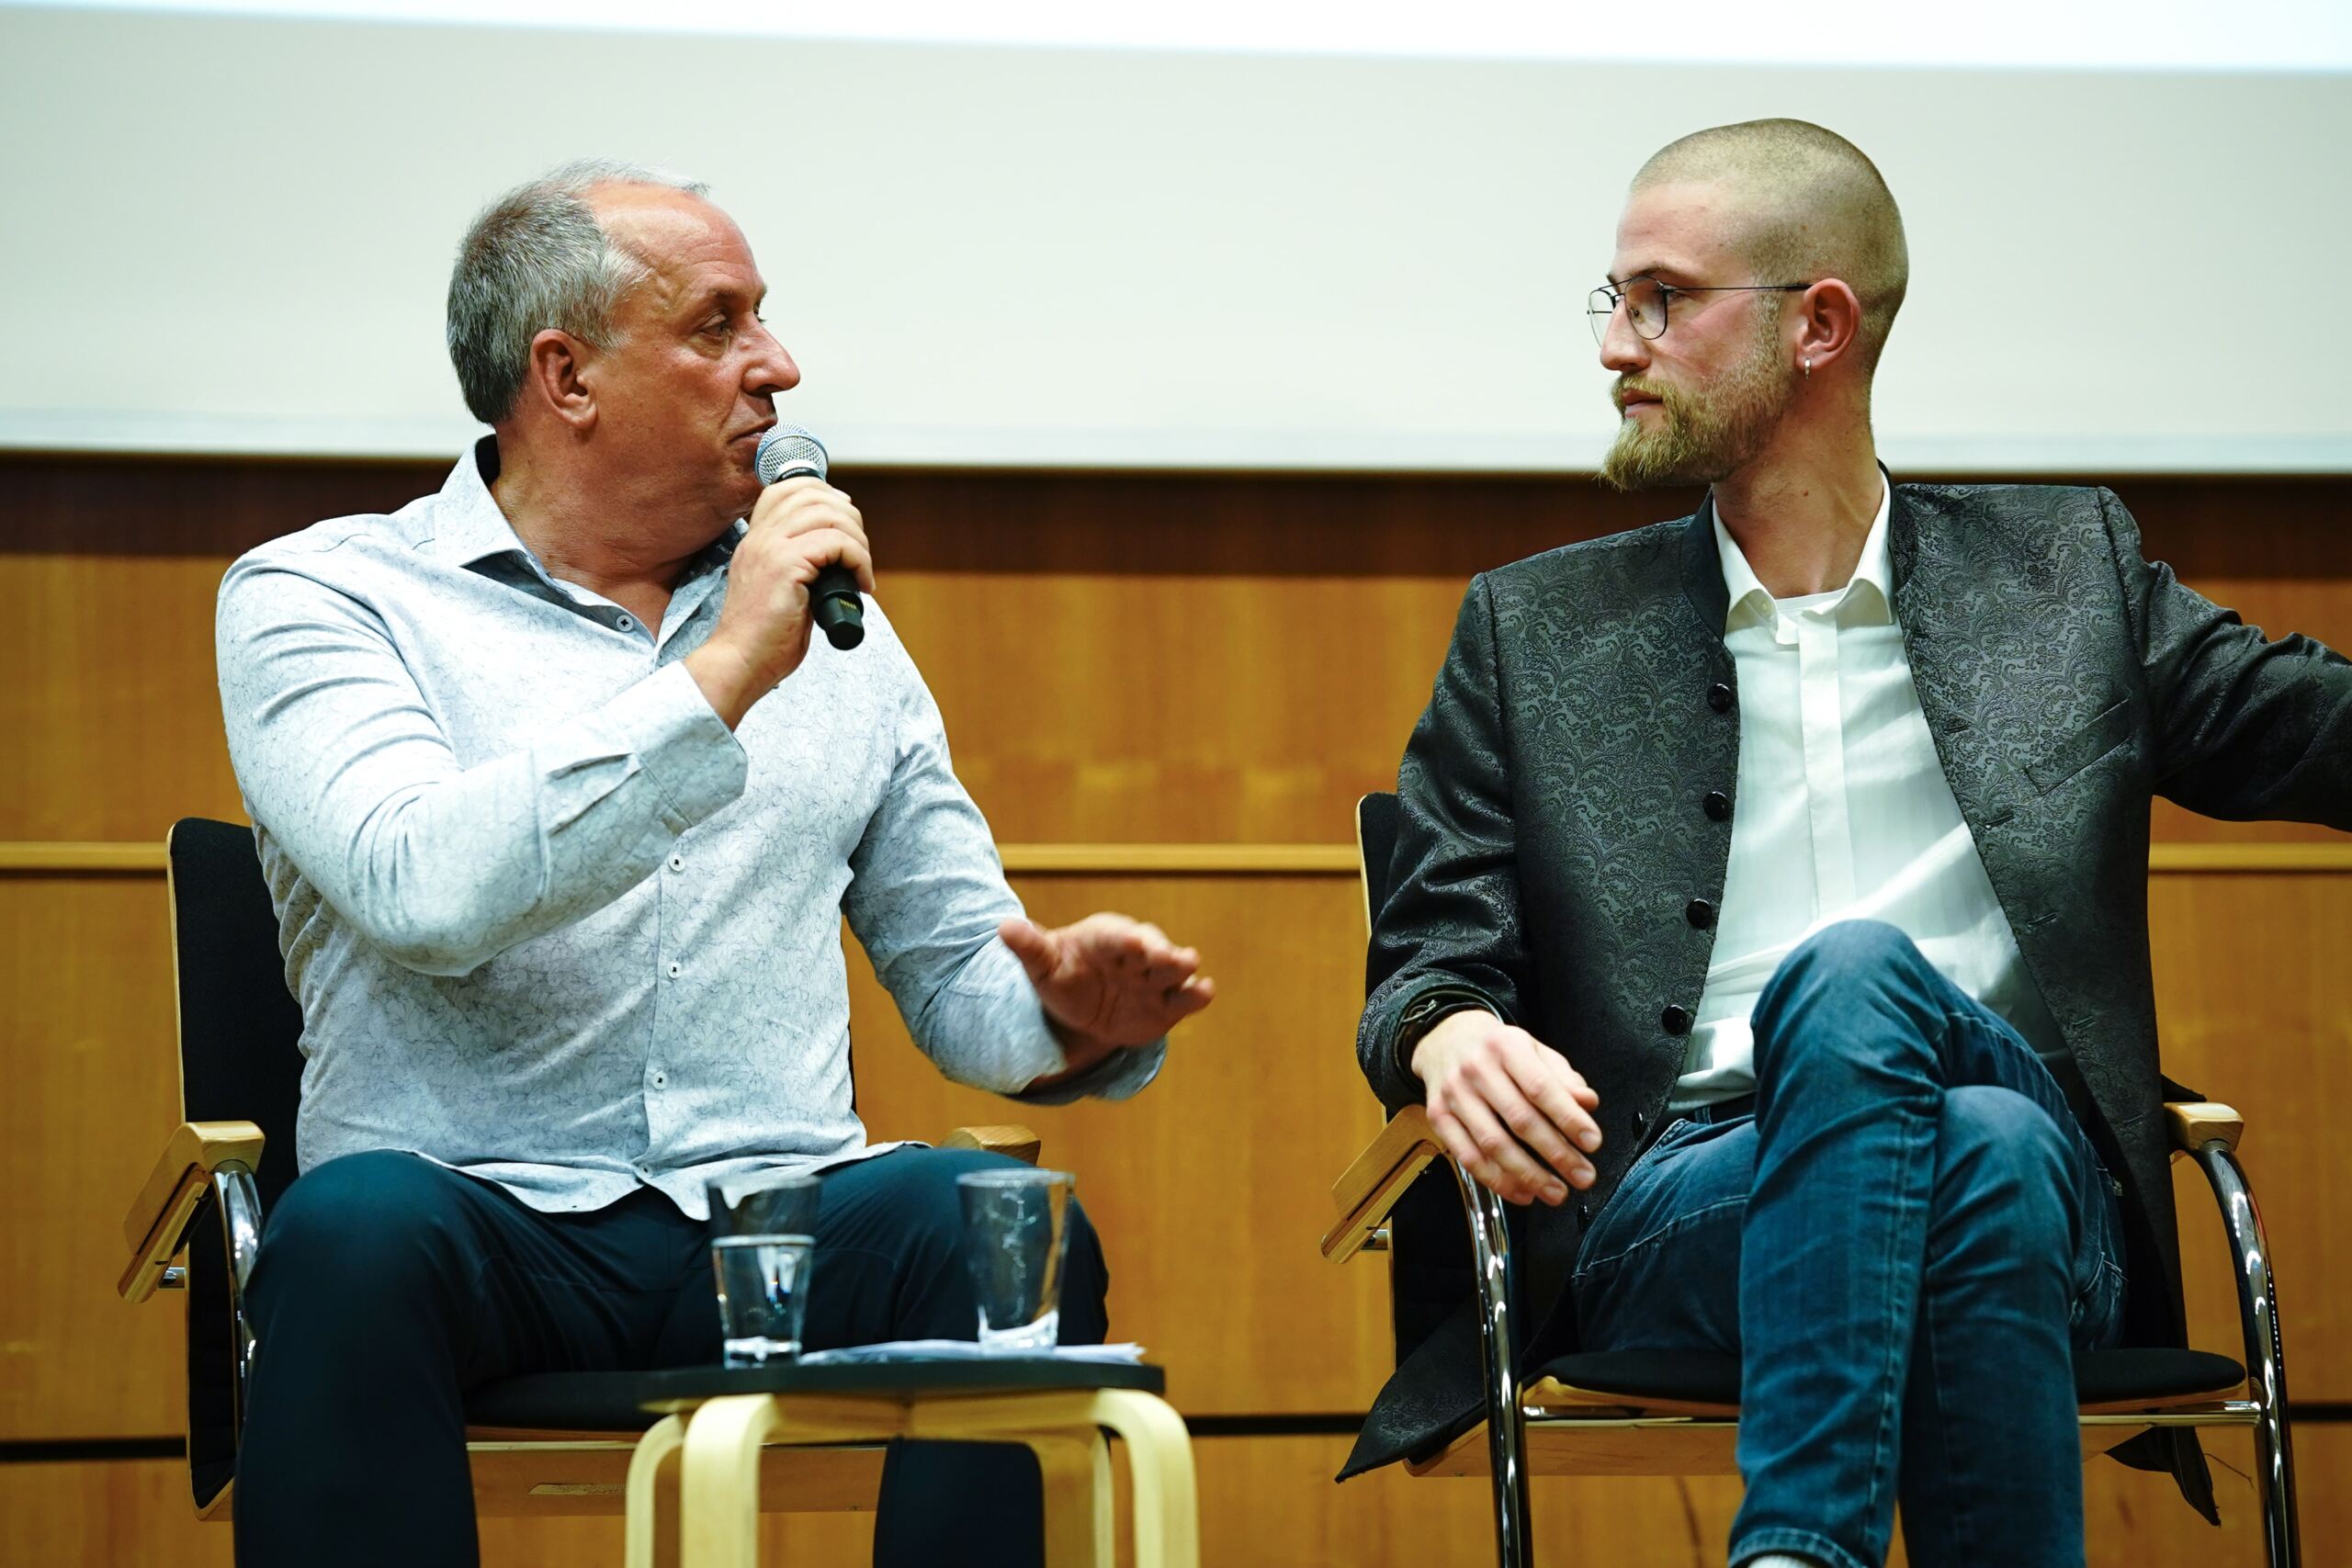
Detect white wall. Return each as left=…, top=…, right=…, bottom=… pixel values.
left=3, top=4, right=2346, bottom=472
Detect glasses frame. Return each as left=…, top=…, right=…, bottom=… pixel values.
left=1589, top=276, right=1814, bottom=344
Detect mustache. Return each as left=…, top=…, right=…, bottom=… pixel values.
left=1613, top=378, right=1673, bottom=412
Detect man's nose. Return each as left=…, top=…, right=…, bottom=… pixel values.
left=746, top=323, right=799, bottom=397
left=1598, top=301, right=1647, bottom=375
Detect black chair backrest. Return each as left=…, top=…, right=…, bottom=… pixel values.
left=167, top=817, right=307, bottom=1508
left=169, top=817, right=308, bottom=1210
left=1355, top=790, right=1401, bottom=948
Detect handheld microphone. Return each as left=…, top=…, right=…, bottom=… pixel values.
left=753, top=424, right=863, bottom=651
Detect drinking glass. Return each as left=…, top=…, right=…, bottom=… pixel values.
left=707, top=1174, right=822, bottom=1365
left=710, top=1234, right=814, bottom=1365
left=956, top=1168, right=1075, bottom=1352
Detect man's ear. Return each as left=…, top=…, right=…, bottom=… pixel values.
left=1793, top=278, right=1864, bottom=377
left=523, top=328, right=597, bottom=433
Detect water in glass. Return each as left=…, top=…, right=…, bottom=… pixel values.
left=711, top=1233, right=813, bottom=1365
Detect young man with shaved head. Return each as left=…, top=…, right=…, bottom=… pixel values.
left=217, top=161, right=1213, bottom=1568
left=1346, top=120, right=2351, bottom=1567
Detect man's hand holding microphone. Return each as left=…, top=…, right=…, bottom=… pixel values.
left=684, top=426, right=871, bottom=730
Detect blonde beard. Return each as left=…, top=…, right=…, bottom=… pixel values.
left=1600, top=322, right=1796, bottom=491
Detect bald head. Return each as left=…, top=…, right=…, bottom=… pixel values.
left=1634, top=119, right=1907, bottom=373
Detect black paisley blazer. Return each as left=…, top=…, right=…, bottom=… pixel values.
left=1345, top=483, right=2352, bottom=1517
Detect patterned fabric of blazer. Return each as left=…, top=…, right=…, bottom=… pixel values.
left=1342, top=482, right=2352, bottom=1519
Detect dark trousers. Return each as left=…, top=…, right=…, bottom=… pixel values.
left=232, top=1145, right=1109, bottom=1568
left=1572, top=921, right=2128, bottom=1568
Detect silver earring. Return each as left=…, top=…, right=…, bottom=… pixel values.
left=1803, top=357, right=1813, bottom=379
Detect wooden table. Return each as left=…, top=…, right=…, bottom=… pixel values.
left=622, top=1359, right=1197, bottom=1568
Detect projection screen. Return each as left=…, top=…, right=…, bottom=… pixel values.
left=2, top=1, right=2347, bottom=472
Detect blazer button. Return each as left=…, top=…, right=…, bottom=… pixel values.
left=1708, top=682, right=1734, bottom=713
left=1703, top=790, right=1732, bottom=822
left=1630, top=1109, right=1649, bottom=1134
left=1661, top=1004, right=1694, bottom=1034
left=1686, top=897, right=1717, bottom=929
left=1576, top=1201, right=1591, bottom=1225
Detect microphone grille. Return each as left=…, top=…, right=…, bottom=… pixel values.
left=754, top=424, right=829, bottom=485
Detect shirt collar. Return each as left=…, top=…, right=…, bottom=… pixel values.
left=427, top=434, right=749, bottom=576
left=428, top=435, right=537, bottom=570
left=1713, top=476, right=1894, bottom=631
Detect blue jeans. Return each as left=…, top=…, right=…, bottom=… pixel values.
left=1571, top=921, right=2128, bottom=1568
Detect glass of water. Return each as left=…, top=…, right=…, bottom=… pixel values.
left=956, top=1168, right=1076, bottom=1353
left=710, top=1235, right=814, bottom=1365
left=707, top=1174, right=821, bottom=1366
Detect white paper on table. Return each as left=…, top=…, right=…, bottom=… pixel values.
left=797, top=1340, right=1147, bottom=1366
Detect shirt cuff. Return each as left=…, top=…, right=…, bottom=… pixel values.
left=603, top=661, right=748, bottom=829
left=1012, top=1036, right=1168, bottom=1106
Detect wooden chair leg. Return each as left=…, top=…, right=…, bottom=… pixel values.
left=902, top=1390, right=1195, bottom=1568
left=1087, top=1391, right=1198, bottom=1568
left=680, top=1394, right=788, bottom=1568
left=625, top=1415, right=688, bottom=1568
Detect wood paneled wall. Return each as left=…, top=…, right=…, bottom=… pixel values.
left=3, top=455, right=2346, bottom=1563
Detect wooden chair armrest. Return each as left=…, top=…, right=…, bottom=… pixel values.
left=2165, top=1101, right=2245, bottom=1156
left=941, top=1124, right=1042, bottom=1166
left=119, top=1119, right=266, bottom=1304
left=1321, top=1105, right=1442, bottom=1263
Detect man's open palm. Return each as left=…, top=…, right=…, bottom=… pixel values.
left=999, top=913, right=1216, bottom=1054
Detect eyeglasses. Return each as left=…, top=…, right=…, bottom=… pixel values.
left=1588, top=276, right=1813, bottom=345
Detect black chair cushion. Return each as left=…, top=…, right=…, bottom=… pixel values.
left=464, top=1359, right=1167, bottom=1434
left=464, top=1373, right=666, bottom=1433
left=1532, top=1347, right=2245, bottom=1409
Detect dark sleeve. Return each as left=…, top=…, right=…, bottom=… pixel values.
left=2103, top=489, right=2352, bottom=828
left=1356, top=574, right=1529, bottom=1110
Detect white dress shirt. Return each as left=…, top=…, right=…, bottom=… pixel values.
left=1674, top=480, right=2064, bottom=1109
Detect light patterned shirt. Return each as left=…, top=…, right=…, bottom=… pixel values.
left=216, top=437, right=1161, bottom=1218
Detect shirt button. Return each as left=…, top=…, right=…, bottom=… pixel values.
left=1661, top=1004, right=1694, bottom=1035
left=651, top=1071, right=667, bottom=1087
left=1702, top=790, right=1732, bottom=822
left=1707, top=682, right=1734, bottom=713
left=1685, top=897, right=1717, bottom=929
left=667, top=961, right=683, bottom=978
left=617, top=615, right=635, bottom=631
left=668, top=854, right=684, bottom=873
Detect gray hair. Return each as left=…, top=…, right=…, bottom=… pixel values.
left=446, top=158, right=710, bottom=425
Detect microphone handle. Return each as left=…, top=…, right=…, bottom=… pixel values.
left=810, top=564, right=865, bottom=650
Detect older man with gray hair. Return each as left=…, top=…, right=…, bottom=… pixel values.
left=218, top=159, right=1213, bottom=1568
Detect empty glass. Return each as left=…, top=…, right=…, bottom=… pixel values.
left=956, top=1168, right=1076, bottom=1352
left=707, top=1174, right=822, bottom=1365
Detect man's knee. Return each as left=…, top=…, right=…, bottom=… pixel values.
left=1933, top=1086, right=2072, bottom=1244
left=1752, top=920, right=1939, bottom=1076
left=251, top=1152, right=476, bottom=1319
left=1778, top=920, right=1932, bottom=998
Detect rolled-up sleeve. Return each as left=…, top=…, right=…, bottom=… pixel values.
left=218, top=557, right=747, bottom=976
